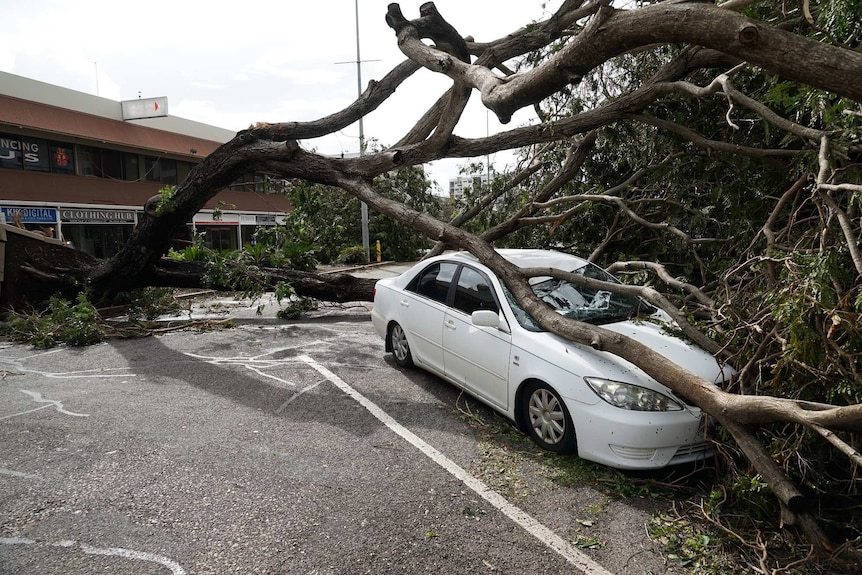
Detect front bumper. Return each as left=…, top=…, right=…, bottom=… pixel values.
left=565, top=397, right=711, bottom=470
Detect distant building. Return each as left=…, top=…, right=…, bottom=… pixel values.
left=0, top=71, right=291, bottom=258
left=449, top=173, right=488, bottom=199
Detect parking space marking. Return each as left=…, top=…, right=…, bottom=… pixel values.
left=300, top=354, right=613, bottom=575
left=0, top=468, right=38, bottom=479
left=0, top=538, right=186, bottom=574
left=0, top=389, right=90, bottom=421
left=0, top=353, right=136, bottom=380
left=180, top=344, right=329, bottom=388
left=274, top=377, right=328, bottom=414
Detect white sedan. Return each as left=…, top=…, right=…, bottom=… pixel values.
left=371, top=249, right=733, bottom=470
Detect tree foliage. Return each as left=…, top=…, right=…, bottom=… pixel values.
left=283, top=162, right=442, bottom=264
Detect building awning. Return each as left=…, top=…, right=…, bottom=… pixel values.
left=0, top=171, right=291, bottom=214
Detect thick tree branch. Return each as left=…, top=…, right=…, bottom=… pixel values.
left=535, top=194, right=725, bottom=246
left=388, top=3, right=862, bottom=123
left=606, top=260, right=716, bottom=309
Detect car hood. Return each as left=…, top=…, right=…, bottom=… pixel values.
left=600, top=319, right=733, bottom=385
left=521, top=318, right=731, bottom=399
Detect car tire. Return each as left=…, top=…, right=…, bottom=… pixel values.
left=521, top=381, right=577, bottom=454
left=388, top=323, right=414, bottom=368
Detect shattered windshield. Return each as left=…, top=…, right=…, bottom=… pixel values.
left=504, top=262, right=656, bottom=330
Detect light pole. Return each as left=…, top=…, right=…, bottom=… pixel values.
left=336, top=0, right=379, bottom=262
left=355, top=0, right=370, bottom=263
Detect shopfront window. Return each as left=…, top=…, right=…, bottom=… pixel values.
left=241, top=225, right=257, bottom=247
left=101, top=149, right=122, bottom=179
left=1, top=134, right=194, bottom=182
left=177, top=161, right=192, bottom=184
left=0, top=137, right=23, bottom=169
left=62, top=224, right=133, bottom=259
left=22, top=137, right=50, bottom=172
left=229, top=172, right=253, bottom=192
left=144, top=156, right=180, bottom=184
left=145, top=156, right=161, bottom=182
left=79, top=146, right=123, bottom=179
left=228, top=172, right=286, bottom=193
left=0, top=134, right=56, bottom=172
left=202, top=226, right=237, bottom=251
left=159, top=158, right=177, bottom=185
left=123, top=154, right=140, bottom=181
left=50, top=143, right=75, bottom=174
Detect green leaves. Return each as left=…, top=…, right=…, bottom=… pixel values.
left=765, top=251, right=861, bottom=401
left=2, top=293, right=105, bottom=348
left=283, top=164, right=442, bottom=264
left=154, top=185, right=177, bottom=216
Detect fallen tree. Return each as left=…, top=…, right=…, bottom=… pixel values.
left=0, top=226, right=377, bottom=313
left=3, top=1, right=861, bottom=569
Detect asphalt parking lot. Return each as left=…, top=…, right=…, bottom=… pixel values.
left=0, top=289, right=683, bottom=575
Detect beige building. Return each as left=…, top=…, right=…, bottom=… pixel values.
left=0, top=71, right=291, bottom=258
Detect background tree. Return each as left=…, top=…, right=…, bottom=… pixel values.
left=283, top=160, right=441, bottom=264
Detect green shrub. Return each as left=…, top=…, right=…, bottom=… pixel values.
left=1, top=294, right=105, bottom=348
left=336, top=245, right=368, bottom=265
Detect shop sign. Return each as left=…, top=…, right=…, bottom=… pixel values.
left=193, top=214, right=239, bottom=224
left=1, top=206, right=57, bottom=223
left=193, top=221, right=239, bottom=226
left=60, top=208, right=136, bottom=223
left=256, top=215, right=277, bottom=224
left=121, top=97, right=168, bottom=120
left=0, top=135, right=50, bottom=171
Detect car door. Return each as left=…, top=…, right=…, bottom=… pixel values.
left=442, top=266, right=512, bottom=410
left=399, top=262, right=457, bottom=375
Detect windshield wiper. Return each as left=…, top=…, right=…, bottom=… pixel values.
left=587, top=313, right=631, bottom=325
left=561, top=309, right=630, bottom=324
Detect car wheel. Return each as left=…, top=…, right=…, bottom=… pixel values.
left=521, top=381, right=576, bottom=454
left=388, top=323, right=414, bottom=368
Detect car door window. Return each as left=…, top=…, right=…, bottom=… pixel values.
left=408, top=262, right=457, bottom=304
left=452, top=267, right=499, bottom=315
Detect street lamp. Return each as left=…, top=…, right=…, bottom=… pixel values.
left=354, top=0, right=370, bottom=263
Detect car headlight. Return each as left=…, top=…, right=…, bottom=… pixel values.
left=584, top=377, right=683, bottom=411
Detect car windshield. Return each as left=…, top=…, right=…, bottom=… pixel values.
left=504, top=262, right=656, bottom=330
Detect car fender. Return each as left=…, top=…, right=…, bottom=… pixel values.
left=508, top=332, right=602, bottom=409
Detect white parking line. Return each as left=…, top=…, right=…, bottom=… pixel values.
left=299, top=354, right=614, bottom=575
left=0, top=538, right=186, bottom=574
left=0, top=390, right=90, bottom=421
left=181, top=346, right=328, bottom=388
left=0, top=468, right=38, bottom=479
left=0, top=352, right=135, bottom=380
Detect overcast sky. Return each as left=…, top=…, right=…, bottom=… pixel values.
left=2, top=1, right=563, bottom=193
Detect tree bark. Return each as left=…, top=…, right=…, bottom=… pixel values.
left=0, top=225, right=376, bottom=317
left=388, top=3, right=862, bottom=123
left=146, top=260, right=377, bottom=303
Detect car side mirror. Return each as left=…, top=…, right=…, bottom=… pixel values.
left=471, top=310, right=500, bottom=329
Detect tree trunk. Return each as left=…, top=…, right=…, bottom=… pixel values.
left=146, top=259, right=377, bottom=303
left=0, top=225, right=94, bottom=315
left=0, top=223, right=376, bottom=317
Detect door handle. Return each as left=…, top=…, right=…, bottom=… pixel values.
left=445, top=319, right=456, bottom=330
left=399, top=299, right=409, bottom=308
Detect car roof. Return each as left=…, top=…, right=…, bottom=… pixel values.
left=445, top=249, right=590, bottom=271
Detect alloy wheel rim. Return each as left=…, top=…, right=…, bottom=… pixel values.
left=528, top=388, right=565, bottom=444
left=392, top=326, right=408, bottom=361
